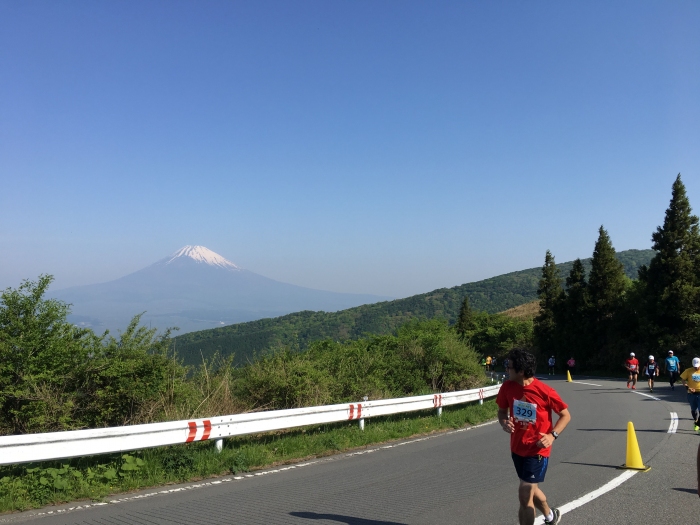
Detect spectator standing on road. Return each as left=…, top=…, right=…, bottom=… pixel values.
left=643, top=355, right=659, bottom=393
left=624, top=352, right=640, bottom=390
left=548, top=356, right=556, bottom=375
left=497, top=348, right=571, bottom=525
left=680, top=357, right=700, bottom=432
left=665, top=350, right=681, bottom=390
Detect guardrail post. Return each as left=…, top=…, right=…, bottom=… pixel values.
left=215, top=438, right=223, bottom=453
left=434, top=393, right=443, bottom=417
left=359, top=396, right=368, bottom=431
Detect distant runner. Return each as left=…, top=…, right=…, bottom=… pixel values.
left=548, top=356, right=556, bottom=376
left=497, top=348, right=571, bottom=525
left=665, top=350, right=680, bottom=390
left=566, top=357, right=575, bottom=375
left=643, top=355, right=659, bottom=393
left=680, top=357, right=700, bottom=432
left=624, top=352, right=639, bottom=390
left=486, top=355, right=492, bottom=372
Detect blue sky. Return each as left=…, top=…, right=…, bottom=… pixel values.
left=1, top=1, right=699, bottom=298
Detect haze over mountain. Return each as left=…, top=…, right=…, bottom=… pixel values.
left=51, top=246, right=392, bottom=335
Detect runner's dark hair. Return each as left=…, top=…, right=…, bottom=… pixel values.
left=507, top=348, right=536, bottom=378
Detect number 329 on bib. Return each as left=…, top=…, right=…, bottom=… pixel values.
left=513, top=399, right=537, bottom=424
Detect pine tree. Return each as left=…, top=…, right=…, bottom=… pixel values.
left=587, top=226, right=627, bottom=360
left=534, top=250, right=563, bottom=356
left=455, top=295, right=474, bottom=337
left=558, top=259, right=590, bottom=366
left=639, top=174, right=700, bottom=353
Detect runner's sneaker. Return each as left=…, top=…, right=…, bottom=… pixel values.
left=650, top=388, right=653, bottom=393
left=631, top=386, right=636, bottom=390
left=626, top=383, right=631, bottom=389
left=544, top=508, right=561, bottom=524
left=695, top=424, right=700, bottom=432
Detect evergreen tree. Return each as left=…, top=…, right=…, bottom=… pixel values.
left=639, top=174, right=700, bottom=354
left=587, top=226, right=627, bottom=361
left=534, top=250, right=563, bottom=357
left=558, top=259, right=590, bottom=366
left=455, top=295, right=474, bottom=337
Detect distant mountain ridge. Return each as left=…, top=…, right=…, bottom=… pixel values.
left=51, top=246, right=391, bottom=335
left=172, top=249, right=655, bottom=366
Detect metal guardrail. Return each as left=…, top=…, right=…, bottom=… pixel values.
left=0, top=384, right=501, bottom=466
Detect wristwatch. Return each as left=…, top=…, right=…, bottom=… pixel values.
left=551, top=431, right=559, bottom=439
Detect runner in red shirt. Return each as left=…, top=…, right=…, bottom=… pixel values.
left=497, top=348, right=571, bottom=525
left=624, top=352, right=640, bottom=390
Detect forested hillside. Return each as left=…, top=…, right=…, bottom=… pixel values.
left=534, top=176, right=700, bottom=373
left=172, top=249, right=654, bottom=366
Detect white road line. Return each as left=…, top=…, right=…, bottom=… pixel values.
left=668, top=412, right=678, bottom=433
left=633, top=391, right=660, bottom=401
left=533, top=470, right=638, bottom=525
left=532, top=403, right=675, bottom=524
left=571, top=381, right=602, bottom=386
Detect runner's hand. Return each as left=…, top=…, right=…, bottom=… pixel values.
left=537, top=432, right=554, bottom=448
left=501, top=417, right=515, bottom=434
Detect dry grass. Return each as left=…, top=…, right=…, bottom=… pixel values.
left=500, top=300, right=540, bottom=320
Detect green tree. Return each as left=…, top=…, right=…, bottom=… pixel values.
left=455, top=295, right=475, bottom=337
left=0, top=276, right=185, bottom=434
left=534, top=250, right=563, bottom=357
left=639, top=174, right=700, bottom=355
left=0, top=276, right=95, bottom=433
left=587, top=226, right=627, bottom=360
left=557, top=259, right=590, bottom=367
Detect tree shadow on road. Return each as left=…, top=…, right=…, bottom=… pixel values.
left=290, top=512, right=407, bottom=525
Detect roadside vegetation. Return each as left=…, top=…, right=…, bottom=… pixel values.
left=0, top=276, right=505, bottom=511
left=0, top=401, right=497, bottom=512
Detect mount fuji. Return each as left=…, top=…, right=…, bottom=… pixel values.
left=51, top=246, right=391, bottom=335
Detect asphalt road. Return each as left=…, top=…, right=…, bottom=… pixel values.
left=4, top=376, right=698, bottom=525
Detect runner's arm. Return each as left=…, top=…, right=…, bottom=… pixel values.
left=537, top=408, right=571, bottom=448
left=497, top=408, right=514, bottom=433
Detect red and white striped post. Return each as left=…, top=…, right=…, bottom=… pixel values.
left=348, top=401, right=364, bottom=430
left=433, top=394, right=443, bottom=416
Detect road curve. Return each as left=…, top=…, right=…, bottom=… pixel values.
left=5, top=376, right=697, bottom=525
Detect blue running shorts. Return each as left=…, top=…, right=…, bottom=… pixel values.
left=511, top=452, right=549, bottom=483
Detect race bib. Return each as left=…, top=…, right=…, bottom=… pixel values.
left=629, top=364, right=636, bottom=370
left=513, top=399, right=537, bottom=424
left=692, top=373, right=700, bottom=382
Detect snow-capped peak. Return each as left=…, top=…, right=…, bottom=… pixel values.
left=167, top=246, right=241, bottom=270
